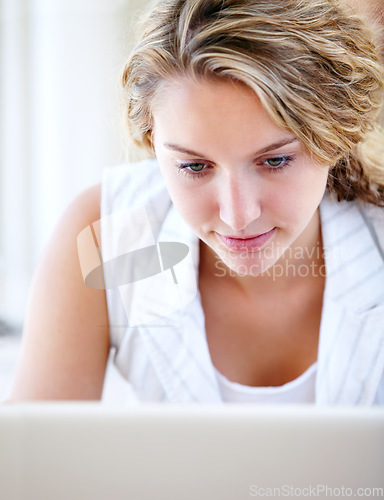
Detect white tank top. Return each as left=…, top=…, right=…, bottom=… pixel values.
left=215, top=363, right=317, bottom=403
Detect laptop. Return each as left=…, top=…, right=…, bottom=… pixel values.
left=0, top=404, right=383, bottom=500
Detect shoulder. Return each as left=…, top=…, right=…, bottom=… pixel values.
left=101, top=159, right=168, bottom=215
left=358, top=200, right=384, bottom=225
left=320, top=193, right=384, bottom=264
left=34, top=182, right=103, bottom=286
left=99, top=160, right=171, bottom=228
left=42, top=183, right=103, bottom=282
left=62, top=183, right=102, bottom=230
left=321, top=192, right=384, bottom=229
left=357, top=200, right=384, bottom=251
left=10, top=183, right=109, bottom=400
left=100, top=160, right=172, bottom=260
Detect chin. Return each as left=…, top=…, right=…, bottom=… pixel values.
left=217, top=252, right=274, bottom=278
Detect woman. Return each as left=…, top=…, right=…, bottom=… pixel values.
left=10, top=0, right=384, bottom=404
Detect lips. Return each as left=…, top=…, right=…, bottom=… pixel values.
left=222, top=233, right=264, bottom=239
left=216, top=228, right=276, bottom=252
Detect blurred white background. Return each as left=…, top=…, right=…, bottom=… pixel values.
left=0, top=0, right=152, bottom=401
left=0, top=0, right=151, bottom=330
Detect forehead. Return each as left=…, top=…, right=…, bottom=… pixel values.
left=151, top=76, right=295, bottom=156
left=152, top=75, right=263, bottom=115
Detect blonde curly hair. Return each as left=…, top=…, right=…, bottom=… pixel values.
left=121, top=0, right=384, bottom=206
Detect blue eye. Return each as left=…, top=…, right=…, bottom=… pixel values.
left=185, top=163, right=206, bottom=172
left=266, top=157, right=285, bottom=167
left=263, top=156, right=294, bottom=171
left=177, top=162, right=209, bottom=179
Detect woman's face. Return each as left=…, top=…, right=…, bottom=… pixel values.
left=152, top=77, right=330, bottom=276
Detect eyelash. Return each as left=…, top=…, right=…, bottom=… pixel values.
left=177, top=162, right=209, bottom=180
left=177, top=156, right=294, bottom=179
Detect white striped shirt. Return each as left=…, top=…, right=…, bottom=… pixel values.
left=100, top=160, right=384, bottom=405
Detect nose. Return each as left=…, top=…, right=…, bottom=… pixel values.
left=218, top=172, right=261, bottom=231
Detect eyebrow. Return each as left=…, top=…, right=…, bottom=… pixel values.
left=164, top=137, right=299, bottom=159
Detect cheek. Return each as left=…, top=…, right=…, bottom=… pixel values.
left=173, top=187, right=214, bottom=229
left=158, top=167, right=213, bottom=227
left=293, top=167, right=329, bottom=219
left=265, top=165, right=328, bottom=224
